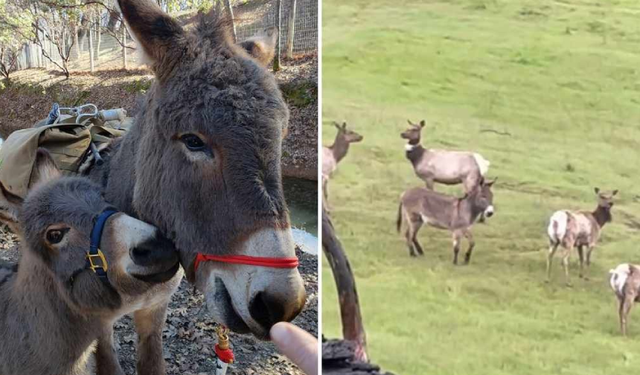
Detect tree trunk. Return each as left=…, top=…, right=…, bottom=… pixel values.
left=106, top=10, right=119, bottom=32
left=223, top=0, right=237, bottom=43
left=73, top=24, right=80, bottom=60
left=286, top=0, right=297, bottom=58
left=122, top=26, right=128, bottom=69
left=89, top=25, right=94, bottom=72
left=273, top=0, right=282, bottom=71
left=95, top=22, right=101, bottom=61
left=322, top=209, right=369, bottom=363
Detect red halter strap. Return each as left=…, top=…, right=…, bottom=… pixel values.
left=194, top=253, right=299, bottom=272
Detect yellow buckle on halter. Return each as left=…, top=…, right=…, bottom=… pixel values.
left=87, top=250, right=108, bottom=272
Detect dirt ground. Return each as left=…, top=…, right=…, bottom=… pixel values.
left=0, top=54, right=318, bottom=180
left=0, top=225, right=317, bottom=375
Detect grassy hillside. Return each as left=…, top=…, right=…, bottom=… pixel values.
left=321, top=0, right=640, bottom=374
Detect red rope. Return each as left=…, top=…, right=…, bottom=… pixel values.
left=194, top=253, right=299, bottom=272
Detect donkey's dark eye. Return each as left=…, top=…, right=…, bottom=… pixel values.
left=46, top=229, right=67, bottom=244
left=180, top=134, right=206, bottom=151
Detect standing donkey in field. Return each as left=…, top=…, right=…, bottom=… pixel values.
left=322, top=121, right=363, bottom=204
left=396, top=178, right=496, bottom=263
left=0, top=1, right=307, bottom=373
left=401, top=120, right=490, bottom=194
left=0, top=150, right=180, bottom=375
left=610, top=263, right=640, bottom=336
left=546, top=188, right=617, bottom=286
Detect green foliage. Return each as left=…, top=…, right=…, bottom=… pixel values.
left=123, top=77, right=153, bottom=94
left=322, top=0, right=640, bottom=374
left=280, top=80, right=317, bottom=108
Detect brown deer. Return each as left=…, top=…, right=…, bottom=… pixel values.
left=0, top=2, right=307, bottom=373
left=546, top=188, right=617, bottom=286
left=401, top=120, right=490, bottom=194
left=322, top=122, right=363, bottom=204
left=396, top=178, right=496, bottom=263
left=0, top=150, right=180, bottom=375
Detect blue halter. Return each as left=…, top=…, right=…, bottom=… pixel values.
left=86, top=208, right=118, bottom=283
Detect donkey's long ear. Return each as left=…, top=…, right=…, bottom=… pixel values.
left=612, top=189, right=619, bottom=196
left=117, top=0, right=185, bottom=76
left=334, top=121, right=341, bottom=130
left=594, top=187, right=600, bottom=195
left=0, top=149, right=60, bottom=234
left=0, top=181, right=23, bottom=234
left=30, top=149, right=62, bottom=190
left=238, top=27, right=277, bottom=67
left=419, top=120, right=426, bottom=128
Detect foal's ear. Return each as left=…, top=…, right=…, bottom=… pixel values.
left=0, top=181, right=23, bottom=234
left=612, top=189, right=619, bottom=196
left=407, top=119, right=413, bottom=125
left=594, top=187, right=600, bottom=195
left=342, top=122, right=347, bottom=130
left=419, top=120, right=426, bottom=128
left=238, top=27, right=277, bottom=67
left=333, top=121, right=342, bottom=131
left=0, top=149, right=59, bottom=235
left=117, top=0, right=185, bottom=77
left=30, top=149, right=62, bottom=190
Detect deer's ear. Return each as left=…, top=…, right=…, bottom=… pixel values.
left=30, top=149, right=61, bottom=190
left=612, top=189, right=619, bottom=196
left=407, top=119, right=413, bottom=125
left=238, top=27, right=277, bottom=67
left=420, top=120, right=426, bottom=128
left=333, top=122, right=341, bottom=130
left=342, top=122, right=347, bottom=130
left=117, top=0, right=186, bottom=79
left=594, top=187, right=600, bottom=195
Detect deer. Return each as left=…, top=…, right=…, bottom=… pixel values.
left=0, top=150, right=180, bottom=375
left=546, top=188, right=618, bottom=286
left=401, top=119, right=490, bottom=194
left=322, top=121, right=363, bottom=205
left=396, top=178, right=496, bottom=264
left=609, top=263, right=640, bottom=336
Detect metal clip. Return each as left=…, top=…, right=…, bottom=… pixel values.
left=86, top=249, right=108, bottom=272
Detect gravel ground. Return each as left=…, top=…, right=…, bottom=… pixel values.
left=0, top=226, right=317, bottom=375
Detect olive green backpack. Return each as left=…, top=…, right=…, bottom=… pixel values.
left=0, top=104, right=131, bottom=199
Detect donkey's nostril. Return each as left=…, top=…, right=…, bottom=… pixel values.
left=133, top=248, right=151, bottom=258
left=249, top=292, right=287, bottom=331
left=131, top=247, right=153, bottom=265
left=130, top=232, right=178, bottom=267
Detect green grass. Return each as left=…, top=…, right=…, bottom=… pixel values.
left=321, top=0, right=640, bottom=374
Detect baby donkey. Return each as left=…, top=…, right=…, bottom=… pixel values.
left=0, top=150, right=180, bottom=375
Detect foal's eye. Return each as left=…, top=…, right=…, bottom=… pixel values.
left=46, top=229, right=67, bottom=244
left=180, top=134, right=207, bottom=152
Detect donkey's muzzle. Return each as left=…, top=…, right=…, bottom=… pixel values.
left=131, top=232, right=178, bottom=266
left=130, top=232, right=180, bottom=283
left=249, top=290, right=305, bottom=334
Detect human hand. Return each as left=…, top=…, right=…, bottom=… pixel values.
left=270, top=322, right=318, bottom=375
